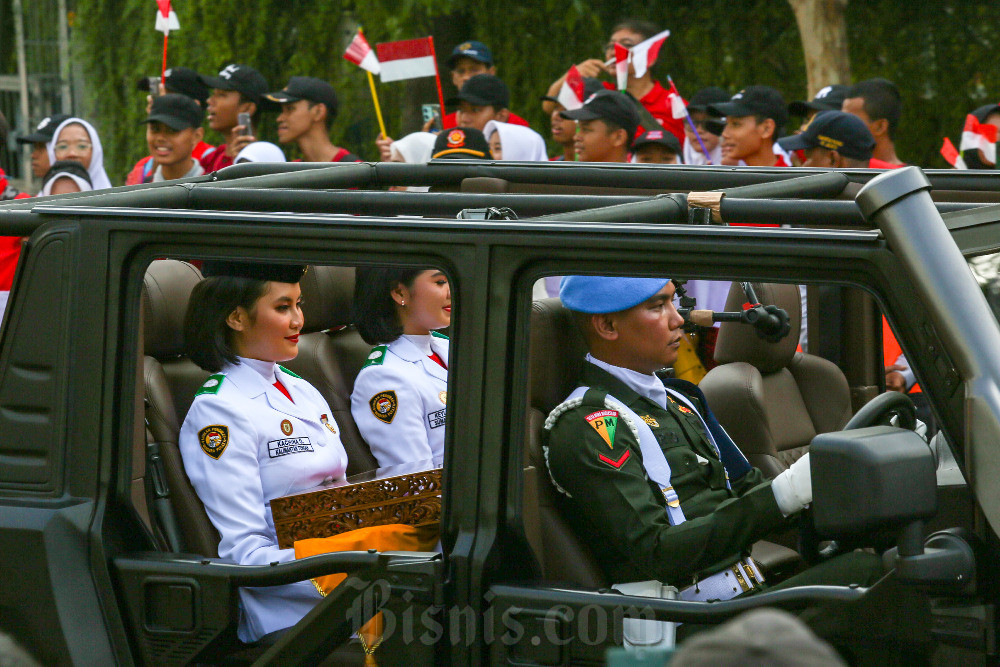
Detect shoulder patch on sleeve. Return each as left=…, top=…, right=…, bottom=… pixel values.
left=369, top=390, right=397, bottom=423
left=195, top=374, right=225, bottom=397
left=198, top=424, right=230, bottom=459
left=277, top=364, right=302, bottom=379
left=361, top=345, right=388, bottom=370
left=430, top=331, right=449, bottom=340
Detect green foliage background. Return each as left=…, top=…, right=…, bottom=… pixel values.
left=70, top=0, right=1000, bottom=183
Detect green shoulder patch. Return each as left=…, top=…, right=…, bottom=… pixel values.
left=277, top=365, right=302, bottom=379
left=195, top=374, right=225, bottom=397
left=361, top=345, right=388, bottom=370
left=430, top=331, right=449, bottom=340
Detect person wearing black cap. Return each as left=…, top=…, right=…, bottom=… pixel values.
left=841, top=78, right=904, bottom=168
left=452, top=74, right=515, bottom=133
left=438, top=40, right=530, bottom=131
left=141, top=94, right=206, bottom=182
left=264, top=77, right=360, bottom=163
left=179, top=260, right=350, bottom=643
left=632, top=127, right=681, bottom=164
left=15, top=113, right=70, bottom=180
left=542, top=77, right=604, bottom=161
left=560, top=90, right=640, bottom=163
left=778, top=110, right=875, bottom=169
left=682, top=87, right=727, bottom=165
left=788, top=84, right=850, bottom=134
left=128, top=68, right=216, bottom=185
left=709, top=86, right=790, bottom=167
left=198, top=63, right=269, bottom=173
left=430, top=127, right=491, bottom=160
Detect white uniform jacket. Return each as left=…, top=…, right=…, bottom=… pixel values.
left=351, top=332, right=449, bottom=467
left=179, top=358, right=348, bottom=643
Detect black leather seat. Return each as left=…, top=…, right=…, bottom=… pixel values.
left=699, top=282, right=852, bottom=478
left=141, top=259, right=218, bottom=556
left=283, top=265, right=379, bottom=475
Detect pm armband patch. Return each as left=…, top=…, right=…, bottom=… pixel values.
left=370, top=390, right=398, bottom=423
left=585, top=409, right=618, bottom=449
left=198, top=425, right=230, bottom=459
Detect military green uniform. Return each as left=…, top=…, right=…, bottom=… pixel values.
left=545, top=362, right=788, bottom=587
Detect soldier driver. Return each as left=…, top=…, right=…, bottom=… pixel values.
left=544, top=276, right=886, bottom=603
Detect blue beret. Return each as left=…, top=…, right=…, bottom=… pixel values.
left=559, top=276, right=671, bottom=314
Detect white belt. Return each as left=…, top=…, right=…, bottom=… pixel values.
left=678, top=557, right=764, bottom=602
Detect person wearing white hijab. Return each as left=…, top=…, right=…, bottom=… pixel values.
left=482, top=121, right=547, bottom=161
left=40, top=171, right=94, bottom=196
left=388, top=132, right=437, bottom=164
left=46, top=118, right=112, bottom=190
left=234, top=141, right=287, bottom=164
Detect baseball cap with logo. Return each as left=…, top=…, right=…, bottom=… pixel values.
left=16, top=113, right=71, bottom=144
left=136, top=67, right=210, bottom=105
left=777, top=110, right=875, bottom=161
left=559, top=90, right=641, bottom=145
left=264, top=77, right=339, bottom=117
left=142, top=94, right=205, bottom=131
left=447, top=40, right=494, bottom=68
left=199, top=64, right=268, bottom=104
left=633, top=127, right=682, bottom=154
left=451, top=74, right=510, bottom=109
left=708, top=86, right=788, bottom=129
left=431, top=127, right=491, bottom=159
left=788, top=84, right=850, bottom=118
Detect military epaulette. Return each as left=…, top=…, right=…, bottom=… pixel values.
left=277, top=365, right=302, bottom=379
left=431, top=331, right=449, bottom=340
left=195, top=374, right=225, bottom=397
left=362, top=345, right=389, bottom=369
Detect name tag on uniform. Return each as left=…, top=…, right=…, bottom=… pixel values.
left=427, top=408, right=446, bottom=429
left=267, top=437, right=314, bottom=458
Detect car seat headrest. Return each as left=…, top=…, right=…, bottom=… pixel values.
left=529, top=298, right=589, bottom=413
left=713, top=282, right=802, bottom=374
left=299, top=265, right=355, bottom=334
left=142, top=260, right=203, bottom=359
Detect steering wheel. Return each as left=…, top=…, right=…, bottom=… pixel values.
left=843, top=390, right=917, bottom=431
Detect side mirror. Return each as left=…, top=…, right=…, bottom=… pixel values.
left=811, top=426, right=936, bottom=539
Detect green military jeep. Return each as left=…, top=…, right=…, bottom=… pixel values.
left=1, top=161, right=999, bottom=665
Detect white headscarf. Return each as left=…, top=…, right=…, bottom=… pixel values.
left=234, top=141, right=287, bottom=163
left=46, top=118, right=112, bottom=190
left=389, top=132, right=437, bottom=164
left=40, top=172, right=94, bottom=197
left=483, top=121, right=548, bottom=161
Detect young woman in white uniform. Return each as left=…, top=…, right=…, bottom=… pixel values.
left=351, top=267, right=451, bottom=467
left=179, top=261, right=349, bottom=643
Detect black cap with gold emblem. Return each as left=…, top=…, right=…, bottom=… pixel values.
left=201, top=260, right=307, bottom=284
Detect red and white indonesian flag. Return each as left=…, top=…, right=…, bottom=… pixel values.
left=959, top=113, right=997, bottom=164
left=629, top=29, right=670, bottom=79
left=614, top=43, right=629, bottom=91
left=556, top=65, right=586, bottom=110
left=154, top=0, right=179, bottom=34
left=941, top=137, right=965, bottom=169
left=667, top=77, right=686, bottom=119
left=376, top=38, right=436, bottom=82
left=343, top=31, right=380, bottom=75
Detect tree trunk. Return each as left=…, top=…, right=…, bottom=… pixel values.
left=788, top=0, right=852, bottom=97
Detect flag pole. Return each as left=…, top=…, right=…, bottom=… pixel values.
left=161, top=32, right=169, bottom=80
left=427, top=36, right=447, bottom=121
left=366, top=70, right=388, bottom=140
left=670, top=75, right=712, bottom=164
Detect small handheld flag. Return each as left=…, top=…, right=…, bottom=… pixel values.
left=343, top=29, right=381, bottom=75
left=959, top=113, right=997, bottom=164
left=629, top=29, right=671, bottom=80
left=556, top=65, right=586, bottom=111
left=941, top=137, right=965, bottom=169
left=614, top=43, right=629, bottom=91
left=154, top=0, right=179, bottom=81
left=376, top=38, right=437, bottom=82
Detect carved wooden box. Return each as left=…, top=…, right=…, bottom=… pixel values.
left=271, top=460, right=442, bottom=549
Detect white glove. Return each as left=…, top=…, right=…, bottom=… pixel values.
left=771, top=453, right=812, bottom=516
